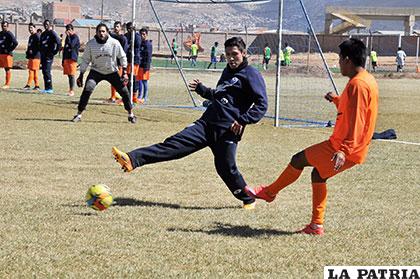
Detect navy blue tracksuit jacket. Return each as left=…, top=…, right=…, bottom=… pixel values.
left=0, top=31, right=18, bottom=55
left=127, top=59, right=268, bottom=204
left=139, top=39, right=152, bottom=70
left=26, top=33, right=40, bottom=59
left=62, top=34, right=80, bottom=62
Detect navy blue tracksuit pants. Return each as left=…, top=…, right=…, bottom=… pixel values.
left=41, top=55, right=54, bottom=90
left=127, top=119, right=254, bottom=204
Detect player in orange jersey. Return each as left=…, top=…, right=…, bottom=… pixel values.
left=245, top=38, right=379, bottom=235
left=0, top=21, right=18, bottom=89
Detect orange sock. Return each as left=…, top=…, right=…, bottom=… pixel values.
left=311, top=182, right=327, bottom=225
left=27, top=70, right=34, bottom=86
left=111, top=87, right=116, bottom=99
left=34, top=70, right=39, bottom=87
left=5, top=70, right=11, bottom=85
left=265, top=164, right=303, bottom=196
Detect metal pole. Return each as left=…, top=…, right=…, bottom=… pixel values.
left=274, top=0, right=283, bottom=127
left=149, top=0, right=197, bottom=106
left=365, top=35, right=370, bottom=69
left=180, top=23, right=183, bottom=69
left=416, top=36, right=419, bottom=72
left=306, top=30, right=311, bottom=73
left=298, top=0, right=339, bottom=95
left=101, top=0, right=104, bottom=21
left=130, top=0, right=136, bottom=105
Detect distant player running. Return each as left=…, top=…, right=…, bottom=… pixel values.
left=245, top=38, right=379, bottom=235
left=0, top=21, right=18, bottom=89
left=113, top=37, right=268, bottom=209
left=72, top=24, right=136, bottom=124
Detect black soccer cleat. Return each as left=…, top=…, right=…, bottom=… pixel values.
left=128, top=115, right=137, bottom=124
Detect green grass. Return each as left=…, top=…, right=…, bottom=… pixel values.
left=0, top=69, right=419, bottom=278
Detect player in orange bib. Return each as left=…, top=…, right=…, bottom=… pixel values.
left=24, top=23, right=41, bottom=90
left=0, top=21, right=18, bottom=89
left=62, top=24, right=80, bottom=96
left=245, top=38, right=379, bottom=236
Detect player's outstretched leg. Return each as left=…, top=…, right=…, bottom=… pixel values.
left=112, top=147, right=134, bottom=172
left=245, top=151, right=307, bottom=202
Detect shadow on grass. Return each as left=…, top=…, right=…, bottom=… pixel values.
left=15, top=117, right=121, bottom=124
left=113, top=197, right=238, bottom=210
left=168, top=222, right=295, bottom=237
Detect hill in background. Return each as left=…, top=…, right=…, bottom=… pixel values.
left=1, top=0, right=420, bottom=32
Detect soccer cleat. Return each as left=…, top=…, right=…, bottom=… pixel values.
left=23, top=85, right=31, bottom=90
left=244, top=185, right=276, bottom=203
left=41, top=89, right=54, bottom=94
left=242, top=201, right=256, bottom=210
left=33, top=86, right=40, bottom=90
left=296, top=224, right=325, bottom=236
left=128, top=115, right=137, bottom=124
left=71, top=114, right=82, bottom=123
left=112, top=147, right=133, bottom=172
left=1, top=85, right=10, bottom=89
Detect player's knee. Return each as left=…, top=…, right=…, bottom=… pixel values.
left=85, top=79, right=96, bottom=92
left=290, top=151, right=305, bottom=169
left=311, top=168, right=326, bottom=183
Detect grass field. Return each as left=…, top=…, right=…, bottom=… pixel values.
left=0, top=68, right=419, bottom=278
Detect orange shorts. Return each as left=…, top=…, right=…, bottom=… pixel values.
left=127, top=64, right=139, bottom=76
left=63, top=59, right=77, bottom=75
left=0, top=54, right=13, bottom=68
left=305, top=140, right=356, bottom=179
left=27, top=58, right=40, bottom=71
left=136, top=67, right=150, bottom=81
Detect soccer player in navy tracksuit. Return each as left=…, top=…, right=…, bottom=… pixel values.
left=0, top=21, right=18, bottom=89
left=62, top=24, right=80, bottom=96
left=137, top=28, right=152, bottom=103
left=124, top=22, right=141, bottom=103
left=39, top=19, right=61, bottom=94
left=113, top=37, right=268, bottom=209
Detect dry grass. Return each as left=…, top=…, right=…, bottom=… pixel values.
left=0, top=68, right=419, bottom=278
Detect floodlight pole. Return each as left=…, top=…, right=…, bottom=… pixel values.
left=274, top=0, right=284, bottom=127
left=129, top=0, right=136, bottom=105
left=149, top=0, right=197, bottom=107
left=298, top=0, right=339, bottom=95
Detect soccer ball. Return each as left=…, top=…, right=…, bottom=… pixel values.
left=85, top=184, right=113, bottom=211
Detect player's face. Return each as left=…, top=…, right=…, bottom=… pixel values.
left=339, top=54, right=350, bottom=76
left=140, top=31, right=147, bottom=41
left=28, top=25, right=35, bottom=34
left=96, top=26, right=108, bottom=40
left=114, top=24, right=121, bottom=34
left=1, top=23, right=8, bottom=32
left=43, top=21, right=51, bottom=30
left=225, top=46, right=246, bottom=70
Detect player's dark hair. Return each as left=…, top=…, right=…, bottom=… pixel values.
left=43, top=19, right=50, bottom=25
left=126, top=22, right=134, bottom=30
left=338, top=38, right=367, bottom=67
left=114, top=21, right=121, bottom=28
left=37, top=28, right=42, bottom=33
left=224, top=37, right=246, bottom=51
left=139, top=28, right=148, bottom=34
left=28, top=23, right=36, bottom=28
left=398, top=47, right=402, bottom=51
left=2, top=21, right=9, bottom=26
left=65, top=24, right=74, bottom=31
left=96, top=23, right=109, bottom=33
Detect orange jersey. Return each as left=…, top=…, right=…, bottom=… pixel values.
left=329, top=70, right=379, bottom=164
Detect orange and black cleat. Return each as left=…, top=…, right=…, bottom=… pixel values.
left=112, top=147, right=134, bottom=172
